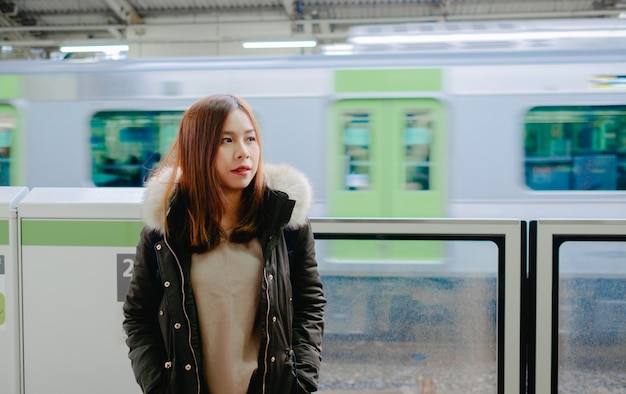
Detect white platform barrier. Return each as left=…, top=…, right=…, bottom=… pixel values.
left=0, top=187, right=29, bottom=394
left=18, top=187, right=145, bottom=394
left=12, top=187, right=623, bottom=394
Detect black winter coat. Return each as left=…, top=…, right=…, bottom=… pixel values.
left=123, top=164, right=326, bottom=394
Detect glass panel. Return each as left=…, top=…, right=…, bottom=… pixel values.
left=524, top=106, right=626, bottom=190
left=0, top=111, right=13, bottom=186
left=343, top=113, right=371, bottom=191
left=90, top=111, right=183, bottom=187
left=317, top=239, right=498, bottom=393
left=558, top=241, right=626, bottom=393
left=404, top=111, right=432, bottom=191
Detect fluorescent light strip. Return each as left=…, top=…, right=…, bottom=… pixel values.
left=350, top=29, right=626, bottom=45
left=242, top=40, right=317, bottom=49
left=321, top=43, right=355, bottom=55
left=59, top=44, right=129, bottom=53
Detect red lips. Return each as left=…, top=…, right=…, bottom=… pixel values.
left=232, top=165, right=251, bottom=174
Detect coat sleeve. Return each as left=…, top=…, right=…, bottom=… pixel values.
left=290, top=220, right=326, bottom=392
left=122, top=226, right=167, bottom=394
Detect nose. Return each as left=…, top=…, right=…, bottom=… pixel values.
left=236, top=141, right=250, bottom=159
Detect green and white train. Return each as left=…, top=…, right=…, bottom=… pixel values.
left=0, top=18, right=625, bottom=224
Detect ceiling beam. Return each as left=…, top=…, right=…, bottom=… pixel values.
left=102, top=0, right=144, bottom=25
left=1, top=7, right=623, bottom=49
left=281, top=0, right=294, bottom=18
left=0, top=8, right=621, bottom=35
left=0, top=7, right=28, bottom=41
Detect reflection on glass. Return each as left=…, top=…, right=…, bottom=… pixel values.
left=317, top=239, right=498, bottom=393
left=404, top=111, right=432, bottom=191
left=343, top=113, right=371, bottom=191
left=0, top=111, right=13, bottom=186
left=558, top=241, right=626, bottom=393
left=524, top=106, right=626, bottom=190
left=90, top=111, right=183, bottom=187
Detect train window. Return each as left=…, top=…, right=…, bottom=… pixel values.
left=0, top=109, right=14, bottom=186
left=524, top=106, right=626, bottom=190
left=90, top=111, right=183, bottom=187
left=343, top=113, right=371, bottom=191
left=404, top=111, right=432, bottom=191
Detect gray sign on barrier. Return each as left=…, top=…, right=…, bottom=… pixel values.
left=117, top=254, right=135, bottom=302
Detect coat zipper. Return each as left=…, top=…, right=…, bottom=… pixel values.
left=164, top=236, right=201, bottom=394
left=261, top=267, right=271, bottom=394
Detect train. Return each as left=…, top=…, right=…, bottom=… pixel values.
left=0, top=18, right=625, bottom=223
left=1, top=18, right=625, bottom=393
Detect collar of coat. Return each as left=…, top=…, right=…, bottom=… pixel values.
left=141, top=163, right=313, bottom=234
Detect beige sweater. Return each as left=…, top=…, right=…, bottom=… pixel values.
left=190, top=238, right=264, bottom=394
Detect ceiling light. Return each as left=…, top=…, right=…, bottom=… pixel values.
left=242, top=40, right=317, bottom=49
left=350, top=29, right=626, bottom=45
left=59, top=44, right=129, bottom=53
left=321, top=43, right=354, bottom=55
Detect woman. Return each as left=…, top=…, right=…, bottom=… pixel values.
left=123, top=94, right=326, bottom=394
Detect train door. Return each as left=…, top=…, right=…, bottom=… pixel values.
left=0, top=75, right=21, bottom=186
left=329, top=98, right=447, bottom=261
left=0, top=107, right=15, bottom=186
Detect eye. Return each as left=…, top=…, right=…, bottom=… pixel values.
left=221, top=137, right=232, bottom=143
left=246, top=136, right=257, bottom=142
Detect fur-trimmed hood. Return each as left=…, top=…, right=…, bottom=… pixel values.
left=141, top=163, right=313, bottom=233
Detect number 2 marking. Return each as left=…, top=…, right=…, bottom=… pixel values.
left=122, top=258, right=134, bottom=278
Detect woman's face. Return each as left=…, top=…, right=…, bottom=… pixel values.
left=215, top=108, right=260, bottom=196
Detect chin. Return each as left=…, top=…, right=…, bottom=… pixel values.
left=228, top=180, right=253, bottom=191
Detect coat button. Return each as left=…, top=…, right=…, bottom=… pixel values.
left=268, top=274, right=273, bottom=281
left=174, top=323, right=181, bottom=329
left=270, top=356, right=276, bottom=363
left=272, top=316, right=277, bottom=323
left=156, top=244, right=162, bottom=251
left=164, top=281, right=171, bottom=288
left=159, top=310, right=164, bottom=316
left=164, top=361, right=172, bottom=369
left=184, top=364, right=192, bottom=371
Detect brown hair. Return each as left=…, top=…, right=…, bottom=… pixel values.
left=154, top=94, right=264, bottom=251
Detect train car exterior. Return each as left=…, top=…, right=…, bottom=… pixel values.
left=0, top=54, right=626, bottom=218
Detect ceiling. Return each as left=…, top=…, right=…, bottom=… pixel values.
left=0, top=0, right=625, bottom=59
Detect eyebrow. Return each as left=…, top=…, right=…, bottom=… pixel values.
left=222, top=129, right=256, bottom=135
